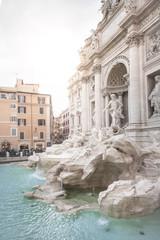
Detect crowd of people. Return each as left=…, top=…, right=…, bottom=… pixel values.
left=0, top=148, right=45, bottom=158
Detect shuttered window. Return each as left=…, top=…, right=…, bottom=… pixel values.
left=18, top=106, right=26, bottom=113
left=38, top=119, right=45, bottom=126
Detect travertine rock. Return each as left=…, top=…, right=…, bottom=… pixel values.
left=28, top=155, right=39, bottom=168
left=98, top=177, right=160, bottom=218
left=26, top=132, right=160, bottom=218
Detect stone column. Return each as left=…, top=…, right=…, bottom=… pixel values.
left=81, top=76, right=89, bottom=133
left=126, top=33, right=141, bottom=125
left=105, top=94, right=110, bottom=127
left=74, top=90, right=78, bottom=131
left=92, top=64, right=102, bottom=129
left=102, top=88, right=110, bottom=127
left=139, top=34, right=146, bottom=124
left=118, top=92, right=123, bottom=114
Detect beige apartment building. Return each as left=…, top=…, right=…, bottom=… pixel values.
left=61, top=108, right=69, bottom=140
left=0, top=79, right=53, bottom=152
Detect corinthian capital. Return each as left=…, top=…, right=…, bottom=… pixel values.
left=126, top=33, right=143, bottom=46
left=92, top=64, right=101, bottom=73
left=81, top=75, right=89, bottom=83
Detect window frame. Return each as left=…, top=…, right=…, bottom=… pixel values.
left=10, top=94, right=16, bottom=100
left=1, top=93, right=7, bottom=99
left=40, top=132, right=44, bottom=139
left=11, top=128, right=17, bottom=136
left=18, top=106, right=26, bottom=114
left=10, top=104, right=17, bottom=109
left=18, top=119, right=26, bottom=126
left=19, top=132, right=24, bottom=139
left=10, top=116, right=17, bottom=122
left=38, top=97, right=45, bottom=104
left=18, top=95, right=26, bottom=103
left=39, top=107, right=44, bottom=114
left=38, top=119, right=46, bottom=126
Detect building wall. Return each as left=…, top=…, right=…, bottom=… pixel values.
left=61, top=108, right=70, bottom=140
left=0, top=79, right=52, bottom=151
left=68, top=0, right=160, bottom=146
left=52, top=116, right=63, bottom=144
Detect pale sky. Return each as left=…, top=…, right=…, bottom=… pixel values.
left=0, top=0, right=102, bottom=116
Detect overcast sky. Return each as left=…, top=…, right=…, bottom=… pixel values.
left=0, top=0, right=102, bottom=116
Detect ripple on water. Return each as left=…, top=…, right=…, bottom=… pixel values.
left=0, top=165, right=160, bottom=240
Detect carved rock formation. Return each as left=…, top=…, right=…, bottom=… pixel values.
left=26, top=132, right=160, bottom=218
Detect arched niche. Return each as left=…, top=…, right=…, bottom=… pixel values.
left=108, top=63, right=127, bottom=87
left=103, top=55, right=130, bottom=88
left=103, top=62, right=129, bottom=127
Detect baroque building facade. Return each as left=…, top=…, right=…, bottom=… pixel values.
left=0, top=79, right=53, bottom=152
left=68, top=0, right=160, bottom=146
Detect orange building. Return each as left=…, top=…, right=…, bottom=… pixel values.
left=0, top=79, right=53, bottom=152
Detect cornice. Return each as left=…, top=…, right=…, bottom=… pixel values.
left=144, top=56, right=160, bottom=73
left=119, top=0, right=160, bottom=30
left=76, top=0, right=159, bottom=73
left=77, top=60, right=94, bottom=72
left=102, top=84, right=128, bottom=95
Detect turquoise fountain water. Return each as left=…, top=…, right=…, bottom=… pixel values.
left=0, top=164, right=160, bottom=240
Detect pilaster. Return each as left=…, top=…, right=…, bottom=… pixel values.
left=126, top=33, right=141, bottom=125
left=102, top=88, right=110, bottom=127
left=81, top=75, right=89, bottom=133
left=92, top=64, right=102, bottom=129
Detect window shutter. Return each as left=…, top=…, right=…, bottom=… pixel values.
left=24, top=119, right=26, bottom=125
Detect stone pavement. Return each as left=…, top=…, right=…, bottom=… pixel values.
left=0, top=157, right=28, bottom=164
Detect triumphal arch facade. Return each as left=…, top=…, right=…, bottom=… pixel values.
left=68, top=0, right=160, bottom=146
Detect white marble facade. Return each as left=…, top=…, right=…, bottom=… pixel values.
left=68, top=0, right=160, bottom=146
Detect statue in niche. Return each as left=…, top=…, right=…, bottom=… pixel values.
left=78, top=47, right=86, bottom=62
left=103, top=93, right=124, bottom=128
left=148, top=75, right=160, bottom=115
left=90, top=29, right=99, bottom=51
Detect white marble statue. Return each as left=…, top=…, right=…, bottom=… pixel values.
left=104, top=93, right=124, bottom=128
left=90, top=29, right=99, bottom=51
left=148, top=75, right=160, bottom=115
left=100, top=0, right=121, bottom=19
left=100, top=0, right=112, bottom=19
left=78, top=47, right=86, bottom=62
